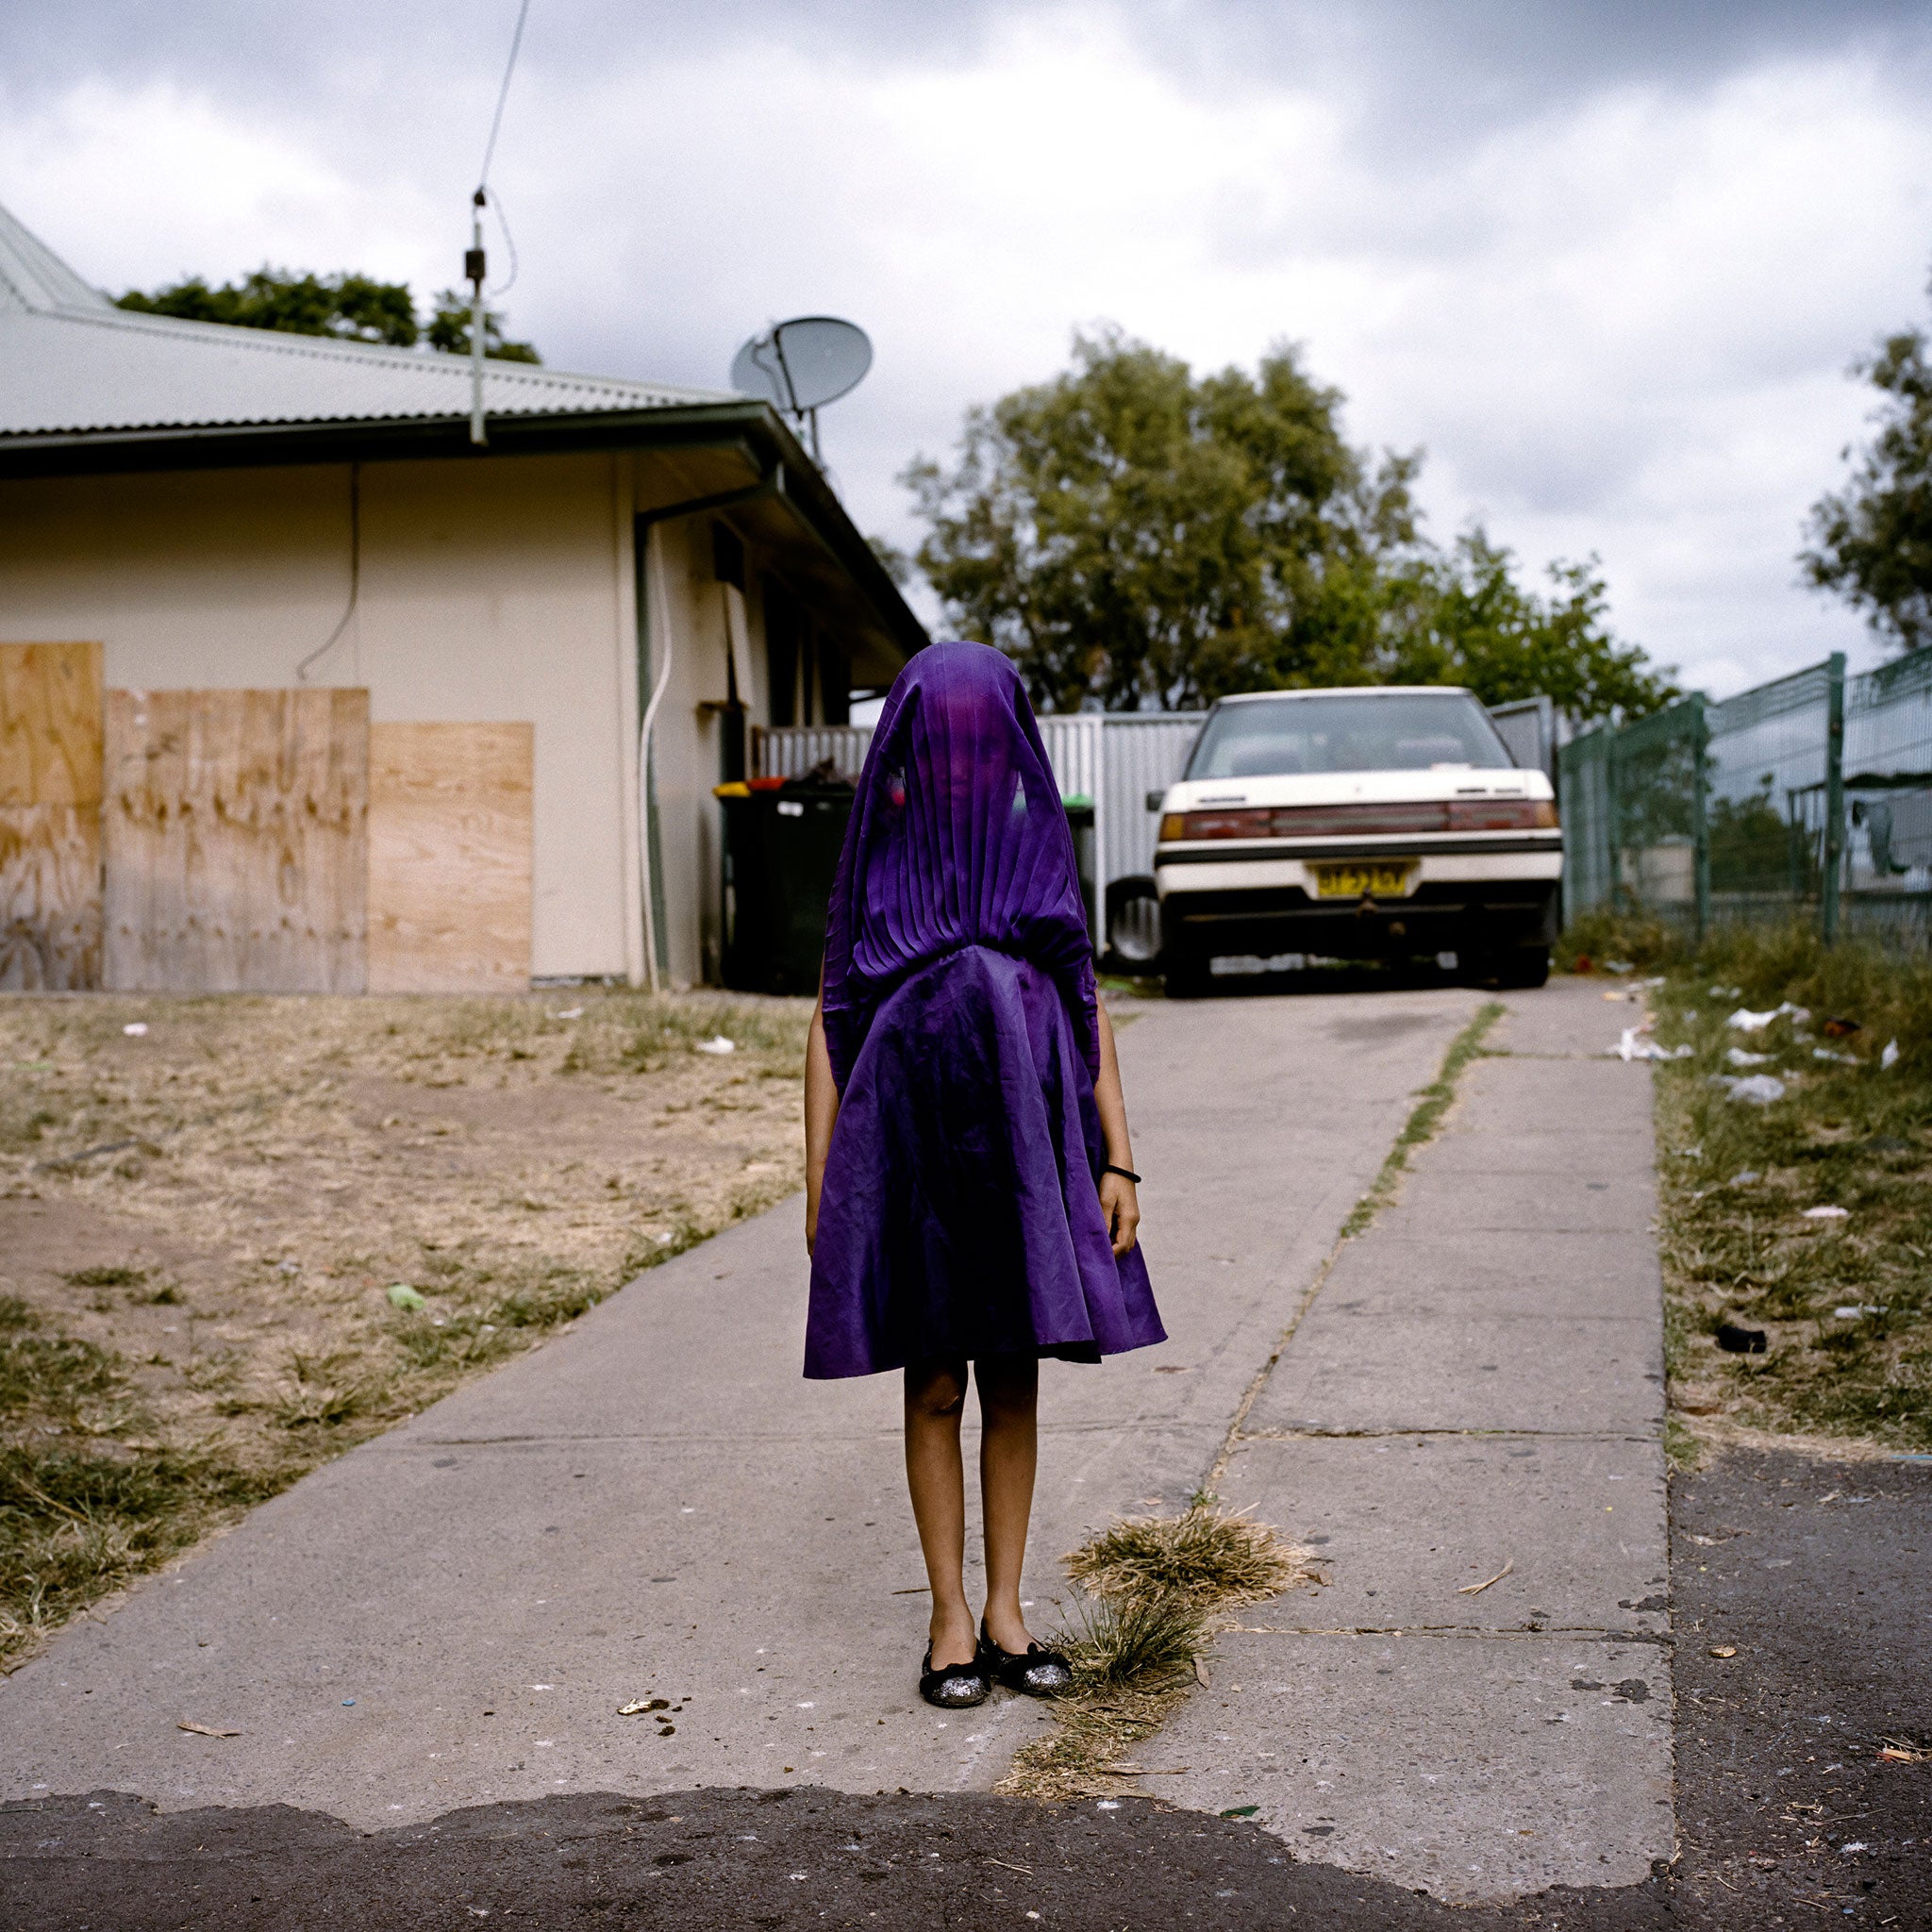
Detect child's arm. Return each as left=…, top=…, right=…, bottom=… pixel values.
left=1092, top=1001, right=1141, bottom=1257
left=804, top=990, right=839, bottom=1256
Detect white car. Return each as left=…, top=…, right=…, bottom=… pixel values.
left=1153, top=686, right=1561, bottom=994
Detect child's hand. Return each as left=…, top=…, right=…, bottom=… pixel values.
left=1098, top=1172, right=1140, bottom=1257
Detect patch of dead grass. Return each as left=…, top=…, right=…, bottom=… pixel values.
left=0, top=986, right=809, bottom=1668
left=1648, top=932, right=1932, bottom=1454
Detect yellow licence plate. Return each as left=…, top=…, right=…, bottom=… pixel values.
left=1311, top=861, right=1416, bottom=900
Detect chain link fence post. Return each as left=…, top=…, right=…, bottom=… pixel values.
left=1823, top=651, right=1846, bottom=944
left=1690, top=691, right=1711, bottom=944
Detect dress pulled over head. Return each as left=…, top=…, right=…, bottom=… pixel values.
left=820, top=641, right=1098, bottom=1091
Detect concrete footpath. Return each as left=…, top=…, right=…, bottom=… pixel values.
left=1160, top=983, right=1673, bottom=1903
left=0, top=977, right=1669, bottom=1907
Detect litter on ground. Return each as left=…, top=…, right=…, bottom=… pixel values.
left=1457, top=1558, right=1514, bottom=1595
left=1716, top=1323, right=1768, bottom=1354
left=1728, top=1171, right=1760, bottom=1186
left=1834, top=1305, right=1886, bottom=1319
left=694, top=1036, right=737, bottom=1056
left=1612, top=1028, right=1692, bottom=1061
left=122, top=1022, right=148, bottom=1037
left=1881, top=1038, right=1901, bottom=1069
left=176, top=1720, right=240, bottom=1738
left=1714, top=1074, right=1786, bottom=1105
left=1812, top=1047, right=1857, bottom=1063
left=386, top=1283, right=426, bottom=1311
left=1802, top=1205, right=1851, bottom=1221
left=1725, top=1047, right=1773, bottom=1068
left=1727, top=1002, right=1809, bottom=1033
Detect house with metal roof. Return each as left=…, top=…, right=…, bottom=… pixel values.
left=0, top=199, right=924, bottom=990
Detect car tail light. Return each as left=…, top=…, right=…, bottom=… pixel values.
left=1444, top=798, right=1559, bottom=830
left=1161, top=797, right=1557, bottom=841
left=1171, top=807, right=1276, bottom=841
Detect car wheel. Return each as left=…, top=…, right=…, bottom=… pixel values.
left=1106, top=877, right=1164, bottom=972
left=1162, top=924, right=1209, bottom=999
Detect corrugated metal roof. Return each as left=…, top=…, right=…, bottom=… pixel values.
left=0, top=201, right=736, bottom=438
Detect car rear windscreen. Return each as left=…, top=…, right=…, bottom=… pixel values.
left=1186, top=692, right=1515, bottom=779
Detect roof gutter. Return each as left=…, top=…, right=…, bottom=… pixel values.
left=0, top=399, right=927, bottom=660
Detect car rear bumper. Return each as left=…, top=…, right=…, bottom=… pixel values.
left=1158, top=876, right=1560, bottom=959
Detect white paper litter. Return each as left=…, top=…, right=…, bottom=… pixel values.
left=1727, top=1001, right=1809, bottom=1033
left=1802, top=1205, right=1850, bottom=1220
left=1834, top=1305, right=1885, bottom=1319
left=1812, top=1047, right=1857, bottom=1063
left=1714, top=1073, right=1786, bottom=1105
left=1611, top=1028, right=1692, bottom=1061
left=553, top=1007, right=584, bottom=1021
left=1725, top=1047, right=1773, bottom=1068
left=1729, top=1170, right=1760, bottom=1186
left=1881, top=1038, right=1901, bottom=1069
left=694, top=1036, right=737, bottom=1056
left=122, top=1022, right=148, bottom=1037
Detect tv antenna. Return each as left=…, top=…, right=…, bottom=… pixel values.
left=730, top=317, right=873, bottom=464
left=465, top=0, right=533, bottom=446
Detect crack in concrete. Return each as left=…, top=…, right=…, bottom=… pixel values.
left=1225, top=1624, right=1674, bottom=1643
left=1239, top=1426, right=1656, bottom=1443
left=1207, top=1005, right=1517, bottom=1491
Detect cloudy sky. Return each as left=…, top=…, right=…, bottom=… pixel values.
left=5, top=0, right=1930, bottom=696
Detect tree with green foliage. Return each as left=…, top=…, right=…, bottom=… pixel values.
left=906, top=328, right=1671, bottom=724
left=1388, top=531, right=1678, bottom=721
left=117, top=268, right=540, bottom=363
left=423, top=289, right=541, bottom=363
left=1803, top=284, right=1932, bottom=651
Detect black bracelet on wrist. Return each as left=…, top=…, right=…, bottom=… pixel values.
left=1102, top=1163, right=1141, bottom=1185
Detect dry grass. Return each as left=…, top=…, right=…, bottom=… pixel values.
left=0, top=987, right=810, bottom=1668
left=1642, top=926, right=1932, bottom=1457
left=997, top=1502, right=1321, bottom=1802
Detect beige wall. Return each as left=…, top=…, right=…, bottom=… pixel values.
left=0, top=446, right=860, bottom=991
left=0, top=453, right=645, bottom=983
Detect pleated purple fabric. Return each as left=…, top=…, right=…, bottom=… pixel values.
left=806, top=641, right=1165, bottom=1379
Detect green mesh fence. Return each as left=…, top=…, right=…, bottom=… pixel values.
left=1556, top=651, right=1926, bottom=943
left=1561, top=650, right=1932, bottom=945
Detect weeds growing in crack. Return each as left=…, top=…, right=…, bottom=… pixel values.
left=996, top=1501, right=1320, bottom=1802
left=1341, top=1002, right=1504, bottom=1237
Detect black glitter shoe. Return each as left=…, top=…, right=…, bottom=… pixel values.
left=920, top=1646, right=991, bottom=1709
left=978, top=1622, right=1074, bottom=1697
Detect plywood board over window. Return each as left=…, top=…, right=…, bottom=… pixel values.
left=367, top=722, right=533, bottom=993
left=103, top=688, right=369, bottom=993
left=0, top=641, right=103, bottom=990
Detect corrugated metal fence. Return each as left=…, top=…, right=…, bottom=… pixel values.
left=1561, top=649, right=1932, bottom=945
left=753, top=714, right=1204, bottom=933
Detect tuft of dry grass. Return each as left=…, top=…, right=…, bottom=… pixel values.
left=1066, top=1502, right=1311, bottom=1610
left=0, top=986, right=810, bottom=1669
left=997, top=1501, right=1320, bottom=1802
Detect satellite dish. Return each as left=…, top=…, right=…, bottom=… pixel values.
left=730, top=316, right=873, bottom=462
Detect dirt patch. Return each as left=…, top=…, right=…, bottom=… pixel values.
left=0, top=988, right=809, bottom=1665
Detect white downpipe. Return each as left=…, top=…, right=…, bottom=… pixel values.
left=637, top=525, right=674, bottom=996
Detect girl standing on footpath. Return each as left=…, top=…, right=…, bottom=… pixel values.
left=802, top=641, right=1166, bottom=1710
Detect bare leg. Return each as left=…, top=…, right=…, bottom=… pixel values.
left=904, top=1358, right=976, bottom=1667
left=974, top=1354, right=1041, bottom=1654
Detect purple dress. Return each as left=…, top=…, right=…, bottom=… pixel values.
left=805, top=641, right=1166, bottom=1379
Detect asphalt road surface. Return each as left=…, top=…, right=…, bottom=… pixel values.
left=6, top=1441, right=1924, bottom=1929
